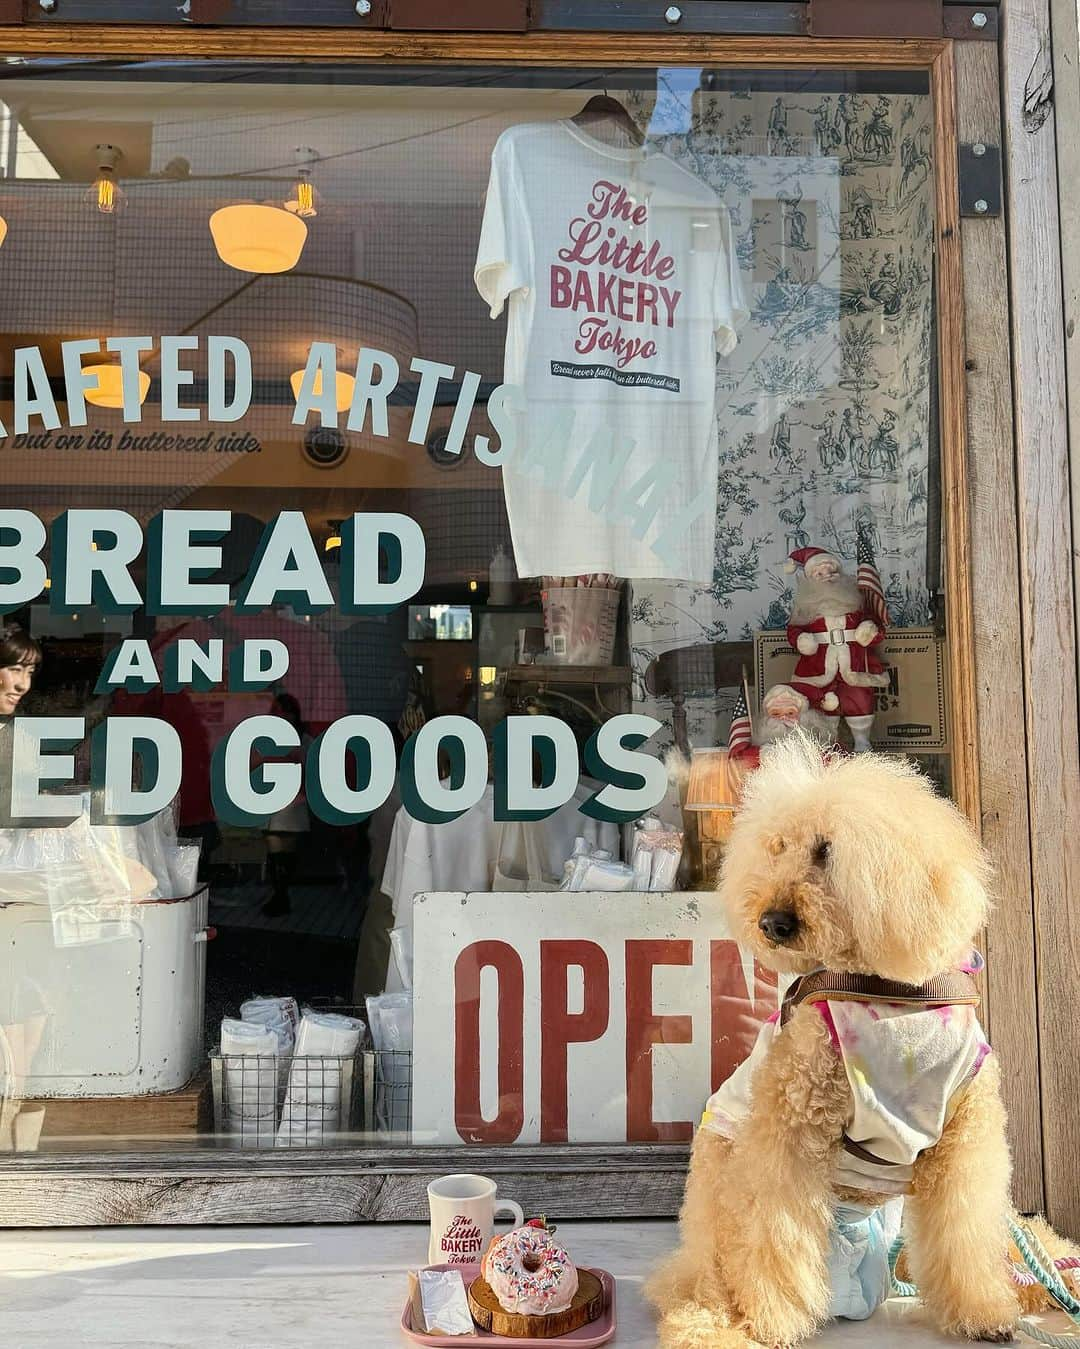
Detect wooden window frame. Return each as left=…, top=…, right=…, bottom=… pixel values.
left=0, top=28, right=994, bottom=1226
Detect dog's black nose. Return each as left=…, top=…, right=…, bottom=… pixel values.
left=759, top=909, right=800, bottom=943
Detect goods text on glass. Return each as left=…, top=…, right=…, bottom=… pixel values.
left=0, top=508, right=666, bottom=830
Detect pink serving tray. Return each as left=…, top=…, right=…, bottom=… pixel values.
left=401, top=1263, right=617, bottom=1347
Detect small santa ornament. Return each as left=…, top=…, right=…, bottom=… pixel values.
left=759, top=683, right=835, bottom=747
left=785, top=545, right=889, bottom=753
left=729, top=683, right=836, bottom=773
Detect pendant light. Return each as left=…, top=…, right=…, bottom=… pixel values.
left=85, top=144, right=127, bottom=216
left=284, top=147, right=322, bottom=219
left=209, top=202, right=308, bottom=274
left=0, top=216, right=7, bottom=248
left=83, top=360, right=151, bottom=409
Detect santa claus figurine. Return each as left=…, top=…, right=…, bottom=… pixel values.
left=759, top=683, right=835, bottom=747
left=730, top=683, right=836, bottom=774
left=785, top=545, right=889, bottom=753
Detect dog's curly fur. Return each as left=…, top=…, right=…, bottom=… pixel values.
left=646, top=735, right=1077, bottom=1348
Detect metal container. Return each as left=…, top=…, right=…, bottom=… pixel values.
left=362, top=1048, right=413, bottom=1137
left=210, top=1049, right=361, bottom=1148
left=0, top=886, right=210, bottom=1099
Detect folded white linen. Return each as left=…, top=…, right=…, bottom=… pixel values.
left=219, top=1018, right=279, bottom=1146
left=276, top=1011, right=365, bottom=1148
left=365, top=993, right=413, bottom=1135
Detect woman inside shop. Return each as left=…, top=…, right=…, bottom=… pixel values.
left=0, top=622, right=44, bottom=1153
left=0, top=624, right=41, bottom=719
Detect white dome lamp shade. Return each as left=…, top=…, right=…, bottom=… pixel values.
left=289, top=367, right=356, bottom=413
left=83, top=361, right=151, bottom=409
left=209, top=202, right=308, bottom=274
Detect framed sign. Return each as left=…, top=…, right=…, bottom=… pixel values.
left=753, top=625, right=949, bottom=752
left=411, top=891, right=782, bottom=1147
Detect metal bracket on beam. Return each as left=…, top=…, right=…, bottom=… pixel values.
left=958, top=142, right=1001, bottom=217
left=809, top=0, right=942, bottom=37
left=944, top=5, right=999, bottom=40
left=810, top=0, right=997, bottom=38
left=531, top=1, right=806, bottom=34
left=390, top=0, right=526, bottom=29
left=185, top=0, right=388, bottom=21
left=186, top=0, right=232, bottom=20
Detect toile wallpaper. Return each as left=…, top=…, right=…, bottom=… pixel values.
left=626, top=89, right=936, bottom=748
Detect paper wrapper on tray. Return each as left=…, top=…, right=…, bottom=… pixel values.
left=407, top=1269, right=474, bottom=1336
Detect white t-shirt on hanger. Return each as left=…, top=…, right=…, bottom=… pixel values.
left=476, top=118, right=748, bottom=582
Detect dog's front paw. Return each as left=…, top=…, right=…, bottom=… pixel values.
left=932, top=1286, right=1019, bottom=1343
left=657, top=1300, right=755, bottom=1349
left=737, top=1314, right=813, bottom=1348
left=945, top=1319, right=1014, bottom=1343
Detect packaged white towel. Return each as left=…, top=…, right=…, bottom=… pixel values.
left=365, top=992, right=413, bottom=1135
left=389, top=927, right=414, bottom=991
left=630, top=817, right=684, bottom=891
left=241, top=996, right=299, bottom=1094
left=219, top=1018, right=279, bottom=1146
left=276, top=1011, right=365, bottom=1148
left=167, top=842, right=202, bottom=899
left=241, top=996, right=299, bottom=1046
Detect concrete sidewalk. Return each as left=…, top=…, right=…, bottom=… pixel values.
left=0, top=1221, right=1069, bottom=1347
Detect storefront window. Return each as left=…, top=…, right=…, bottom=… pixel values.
left=0, top=60, right=946, bottom=1155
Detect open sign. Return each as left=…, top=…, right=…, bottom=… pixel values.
left=411, top=891, right=781, bottom=1146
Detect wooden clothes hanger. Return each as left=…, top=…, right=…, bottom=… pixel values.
left=571, top=91, right=644, bottom=147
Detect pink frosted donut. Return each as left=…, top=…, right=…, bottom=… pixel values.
left=482, top=1224, right=579, bottom=1316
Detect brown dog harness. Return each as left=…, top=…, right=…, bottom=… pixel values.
left=779, top=968, right=980, bottom=1027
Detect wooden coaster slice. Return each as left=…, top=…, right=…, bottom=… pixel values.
left=468, top=1268, right=604, bottom=1339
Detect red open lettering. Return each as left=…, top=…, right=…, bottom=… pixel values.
left=709, top=940, right=778, bottom=1090
left=454, top=940, right=525, bottom=1144
left=540, top=940, right=610, bottom=1143
left=625, top=939, right=693, bottom=1142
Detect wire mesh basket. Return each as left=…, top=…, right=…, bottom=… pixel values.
left=209, top=1050, right=362, bottom=1149
left=361, top=1049, right=413, bottom=1137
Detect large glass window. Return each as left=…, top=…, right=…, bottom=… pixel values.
left=0, top=60, right=946, bottom=1154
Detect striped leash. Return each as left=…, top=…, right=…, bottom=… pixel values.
left=887, top=1218, right=1080, bottom=1348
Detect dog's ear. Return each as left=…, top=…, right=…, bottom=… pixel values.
left=926, top=853, right=991, bottom=963
left=824, top=762, right=992, bottom=983
left=928, top=789, right=992, bottom=949
left=877, top=807, right=991, bottom=984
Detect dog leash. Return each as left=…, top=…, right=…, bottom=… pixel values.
left=888, top=1218, right=1080, bottom=1347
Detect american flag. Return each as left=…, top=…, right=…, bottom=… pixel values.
left=728, top=688, right=753, bottom=755
left=856, top=528, right=889, bottom=629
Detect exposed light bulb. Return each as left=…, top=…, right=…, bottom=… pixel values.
left=94, top=173, right=122, bottom=213
left=286, top=176, right=319, bottom=219
left=86, top=145, right=127, bottom=216
left=284, top=147, right=321, bottom=219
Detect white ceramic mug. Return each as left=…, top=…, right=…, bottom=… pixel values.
left=427, top=1173, right=524, bottom=1266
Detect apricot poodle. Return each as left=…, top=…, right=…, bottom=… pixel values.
left=648, top=735, right=1076, bottom=1348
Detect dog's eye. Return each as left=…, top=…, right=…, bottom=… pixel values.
left=813, top=838, right=831, bottom=865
